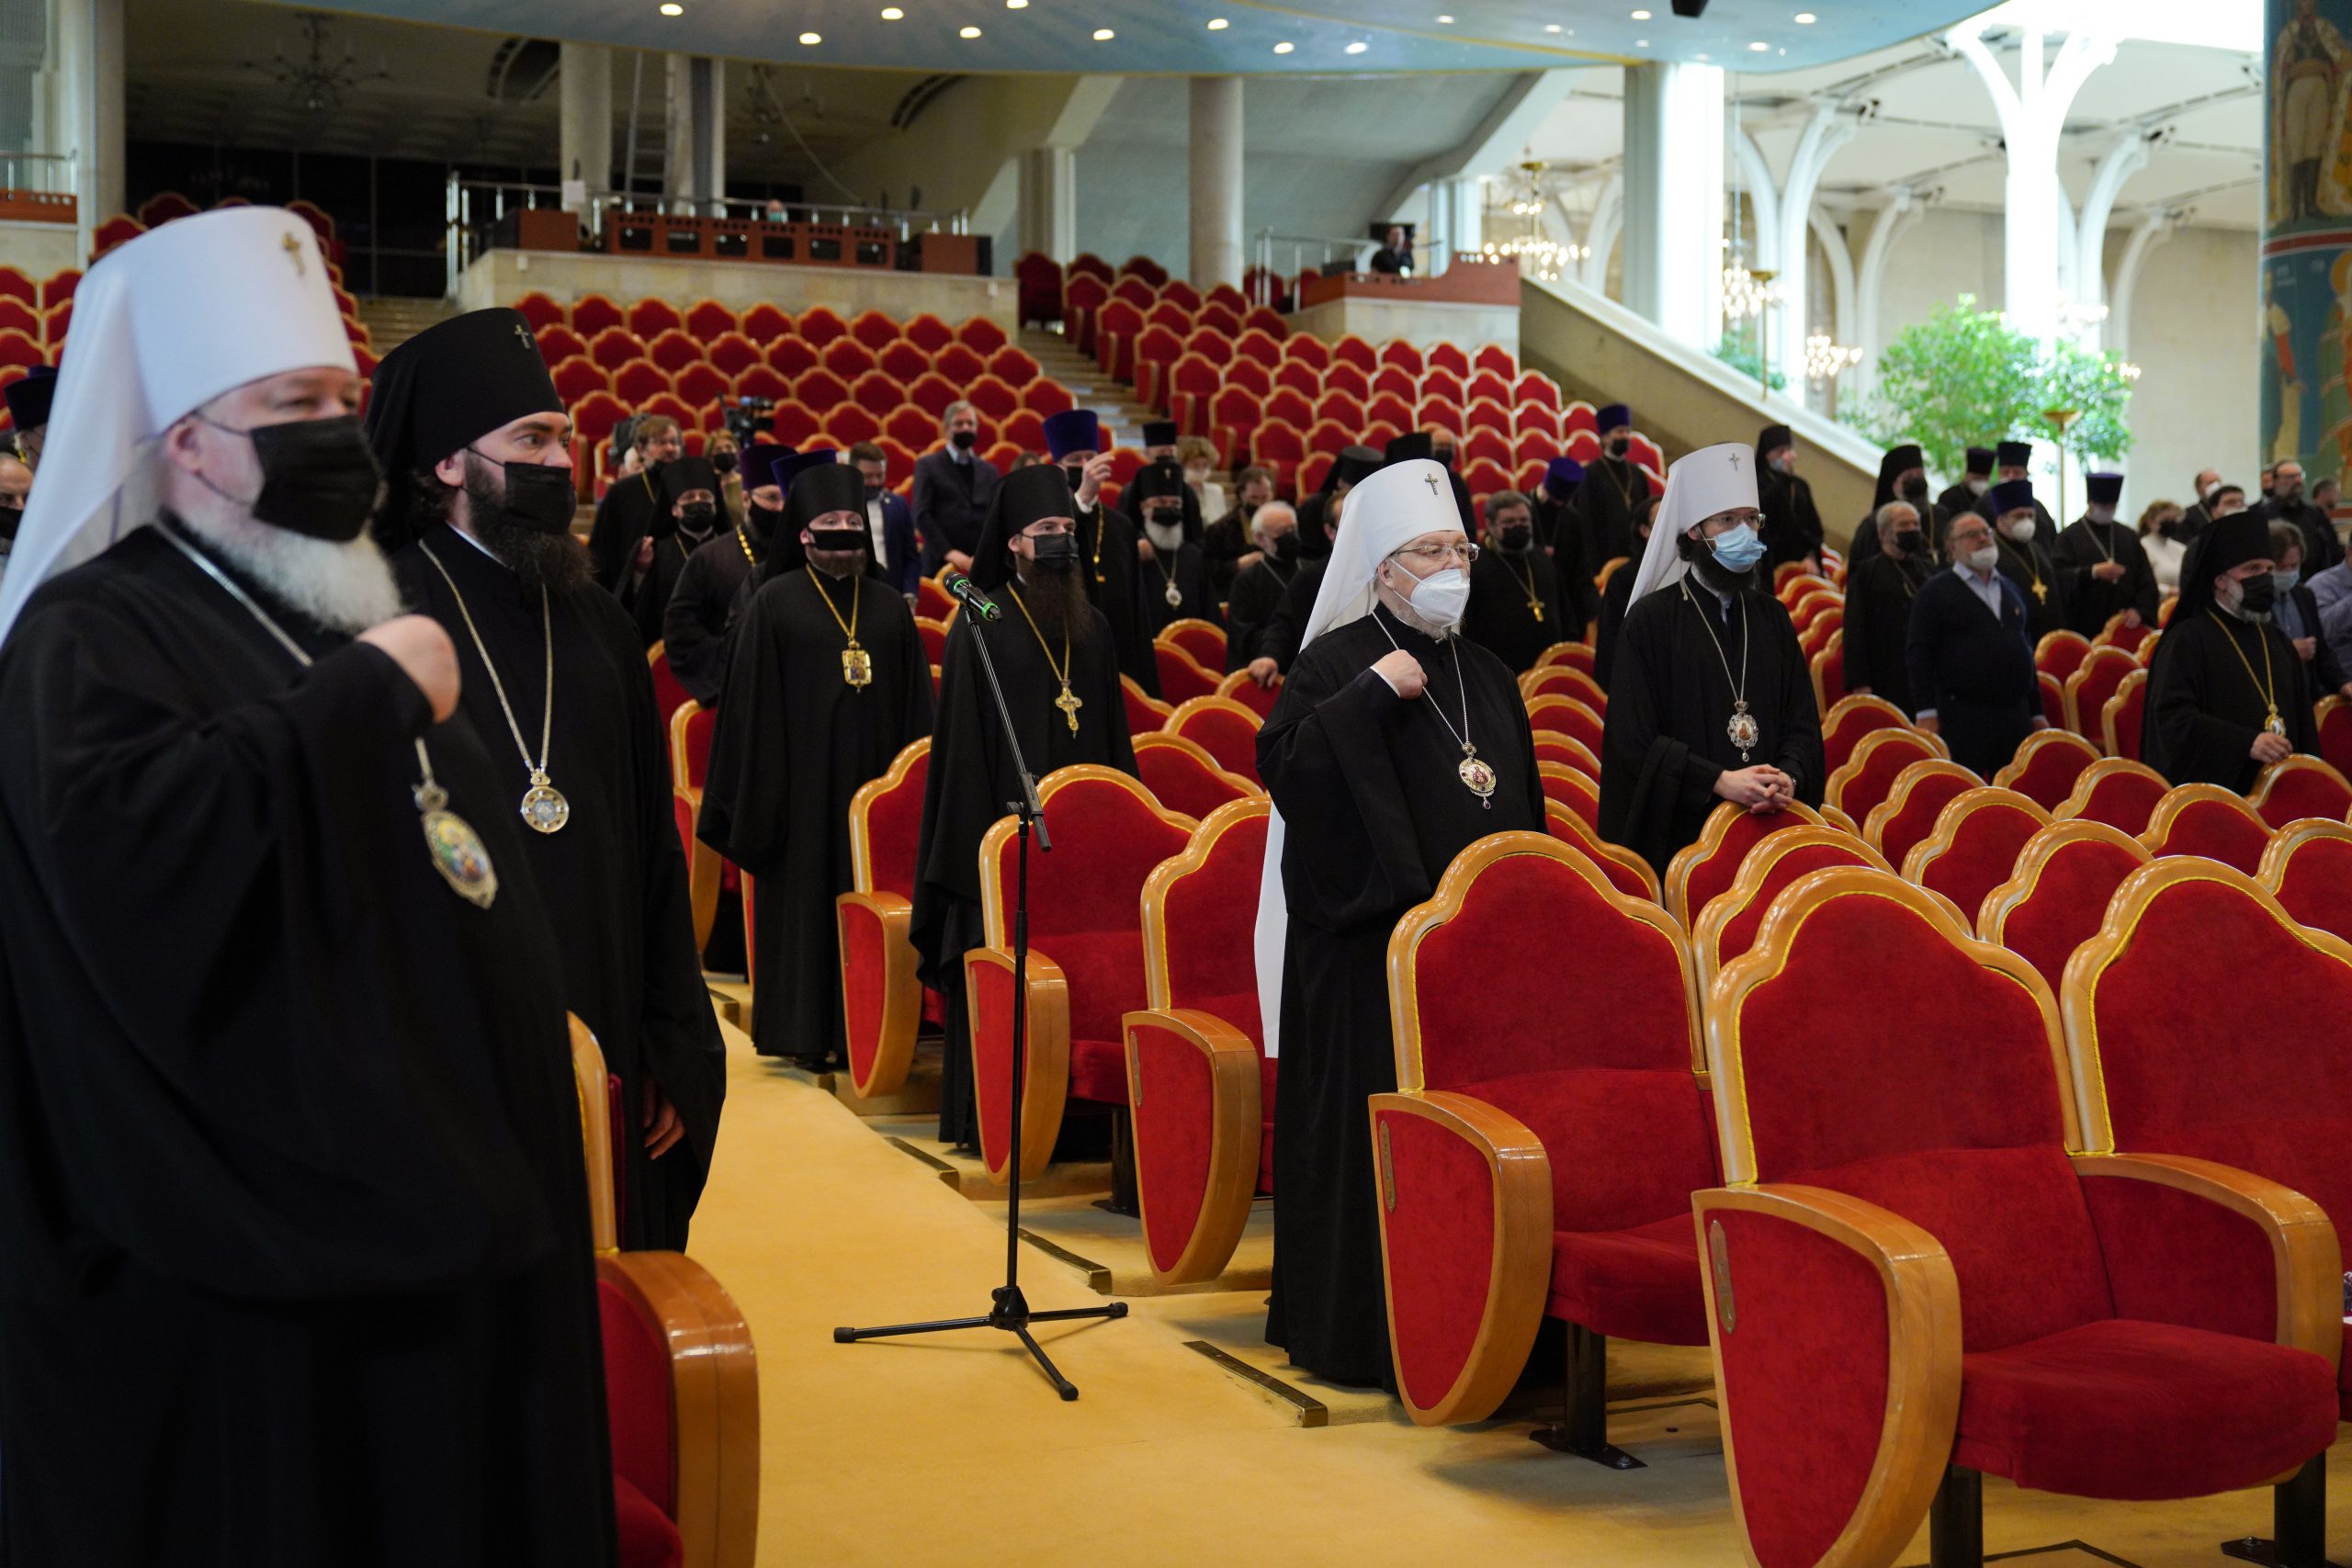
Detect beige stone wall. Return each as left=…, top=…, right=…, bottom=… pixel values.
left=455, top=248, right=1017, bottom=330
left=1282, top=297, right=1518, bottom=359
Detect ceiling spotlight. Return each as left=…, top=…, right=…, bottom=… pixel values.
left=1272, top=39, right=1294, bottom=52
left=1345, top=39, right=1368, bottom=52
left=1544, top=22, right=1563, bottom=31
left=1207, top=17, right=1228, bottom=28
left=799, top=29, right=822, bottom=42
left=1005, top=0, right=1026, bottom=7
left=658, top=3, right=682, bottom=13
left=1436, top=12, right=1454, bottom=20
left=1748, top=39, right=1770, bottom=50
left=1092, top=27, right=1114, bottom=39
left=1793, top=10, right=1816, bottom=19
left=960, top=23, right=981, bottom=36
left=880, top=4, right=902, bottom=14
left=1630, top=8, right=1651, bottom=17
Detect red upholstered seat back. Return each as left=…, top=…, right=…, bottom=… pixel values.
left=2267, top=829, right=2352, bottom=945
left=600, top=1277, right=676, bottom=1517
left=1985, top=823, right=2150, bottom=987
left=1133, top=736, right=1257, bottom=821
left=1997, top=729, right=2098, bottom=810
left=1867, top=761, right=1976, bottom=870
left=988, top=770, right=1196, bottom=1042
left=2256, top=759, right=2352, bottom=829
left=1151, top=803, right=1269, bottom=1047
left=2075, top=866, right=2352, bottom=1244
left=2145, top=789, right=2271, bottom=874
left=648, top=649, right=691, bottom=732
left=1831, top=729, right=1936, bottom=823
left=1711, top=839, right=1878, bottom=972
left=1668, top=805, right=1817, bottom=927
left=1170, top=700, right=1261, bottom=781
left=854, top=741, right=931, bottom=901
left=2062, top=761, right=2167, bottom=834
left=1912, top=795, right=2048, bottom=922
left=1820, top=697, right=1908, bottom=778
left=1723, top=872, right=2109, bottom=1352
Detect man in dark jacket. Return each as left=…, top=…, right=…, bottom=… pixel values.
left=848, top=441, right=922, bottom=597
left=1907, top=509, right=2042, bottom=778
left=1842, top=500, right=1931, bottom=712
left=910, top=400, right=999, bottom=575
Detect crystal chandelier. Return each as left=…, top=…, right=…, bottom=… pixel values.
left=1722, top=261, right=1780, bottom=321
left=1481, top=159, right=1583, bottom=283
left=252, top=15, right=389, bottom=120
left=1804, top=332, right=1864, bottom=382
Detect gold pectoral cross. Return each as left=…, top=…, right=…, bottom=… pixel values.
left=2031, top=580, right=2048, bottom=603
left=1053, top=682, right=1083, bottom=734
left=281, top=232, right=306, bottom=275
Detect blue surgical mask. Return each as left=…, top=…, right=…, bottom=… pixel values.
left=1708, top=522, right=1767, bottom=573
left=2274, top=568, right=2301, bottom=598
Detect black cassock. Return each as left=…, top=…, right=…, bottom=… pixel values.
left=1076, top=499, right=1160, bottom=696
left=1760, top=469, right=1825, bottom=568
left=662, top=529, right=760, bottom=707
left=630, top=525, right=718, bottom=649
left=589, top=467, right=667, bottom=592
left=1573, top=458, right=1652, bottom=571
left=1840, top=551, right=1928, bottom=713
left=1991, top=533, right=2071, bottom=646
left=1594, top=559, right=1642, bottom=693
left=1600, top=579, right=1826, bottom=873
left=2143, top=610, right=2319, bottom=790
left=909, top=600, right=1136, bottom=1146
left=1224, top=558, right=1299, bottom=671
left=0, top=527, right=614, bottom=1567
left=1259, top=558, right=1328, bottom=673
left=1261, top=607, right=1544, bottom=1386
left=1462, top=544, right=1570, bottom=672
left=699, top=568, right=933, bottom=1065
left=1139, top=538, right=1216, bottom=635
left=2051, top=518, right=2160, bottom=637
left=396, top=524, right=726, bottom=1250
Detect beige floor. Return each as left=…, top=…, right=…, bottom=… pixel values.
left=684, top=1020, right=2352, bottom=1568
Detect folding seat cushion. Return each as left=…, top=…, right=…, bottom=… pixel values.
left=1372, top=834, right=1715, bottom=1431
left=965, top=767, right=1197, bottom=1181
left=1903, top=788, right=2052, bottom=925
left=1662, top=799, right=1831, bottom=929
left=2139, top=783, right=2273, bottom=873
left=1690, top=826, right=1894, bottom=992
left=2252, top=754, right=2352, bottom=829
left=1699, top=867, right=2340, bottom=1568
left=2057, top=756, right=2169, bottom=835
left=1166, top=696, right=1261, bottom=783
left=1131, top=734, right=1259, bottom=821
left=1826, top=726, right=1945, bottom=825
left=2260, top=817, right=2352, bottom=944
left=1992, top=727, right=2099, bottom=811
left=2065, top=857, right=2352, bottom=1416
left=1122, top=799, right=1272, bottom=1284
left=1863, top=759, right=1981, bottom=870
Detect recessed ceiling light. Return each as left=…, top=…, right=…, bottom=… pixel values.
left=1634, top=37, right=1648, bottom=46
left=1435, top=13, right=1454, bottom=20
left=658, top=3, right=682, bottom=14
left=1344, top=39, right=1368, bottom=52
left=960, top=24, right=981, bottom=36
left=1544, top=22, right=1562, bottom=31
left=1748, top=39, right=1770, bottom=50
left=1630, top=8, right=1651, bottom=17
left=1272, top=39, right=1294, bottom=52
left=799, top=29, right=822, bottom=42
left=1207, top=17, right=1228, bottom=28
left=1793, top=10, right=1816, bottom=20
left=1004, top=0, right=1025, bottom=7
left=880, top=5, right=902, bottom=16
left=1092, top=27, right=1114, bottom=39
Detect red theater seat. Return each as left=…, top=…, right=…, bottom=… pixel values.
left=1425, top=341, right=1470, bottom=378
left=1826, top=726, right=1946, bottom=826
left=1698, top=867, right=2339, bottom=1568
left=1980, top=818, right=2152, bottom=986
left=835, top=740, right=934, bottom=1099
left=683, top=298, right=737, bottom=343
left=2316, top=695, right=2352, bottom=779
left=1818, top=694, right=1915, bottom=779
left=1213, top=669, right=1281, bottom=718
left=820, top=337, right=877, bottom=381
left=1993, top=728, right=2099, bottom=811
left=1863, top=758, right=1982, bottom=870
left=765, top=336, right=818, bottom=378
left=740, top=301, right=792, bottom=345
left=1123, top=800, right=1272, bottom=1284
left=2065, top=856, right=2352, bottom=1436
left=2260, top=817, right=2352, bottom=944
left=1166, top=696, right=1261, bottom=784
left=627, top=298, right=683, bottom=340
left=551, top=356, right=611, bottom=406
left=2056, top=756, right=2170, bottom=835
left=2064, top=646, right=2140, bottom=749
left=2139, top=784, right=2273, bottom=873
left=673, top=362, right=729, bottom=413
left=1158, top=618, right=1225, bottom=669
left=613, top=361, right=673, bottom=407
left=570, top=292, right=625, bottom=337
left=1541, top=801, right=1661, bottom=904
left=956, top=314, right=1009, bottom=355
left=587, top=327, right=646, bottom=373
left=964, top=767, right=1198, bottom=1182
left=1372, top=833, right=1717, bottom=1449
left=1522, top=694, right=1604, bottom=760
left=1154, top=641, right=1223, bottom=705
left=2251, top=754, right=2352, bottom=829
left=1661, top=799, right=1832, bottom=929
left=513, top=290, right=567, bottom=332
left=1903, top=787, right=2052, bottom=921
left=1123, top=674, right=1174, bottom=736
left=1690, top=826, right=1894, bottom=992
left=1132, top=734, right=1260, bottom=821
left=797, top=306, right=848, bottom=347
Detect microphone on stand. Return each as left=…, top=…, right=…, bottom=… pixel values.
left=942, top=570, right=1003, bottom=622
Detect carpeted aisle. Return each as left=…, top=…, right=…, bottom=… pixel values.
left=684, top=1020, right=2352, bottom=1568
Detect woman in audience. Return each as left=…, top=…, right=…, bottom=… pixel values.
left=2138, top=498, right=2186, bottom=598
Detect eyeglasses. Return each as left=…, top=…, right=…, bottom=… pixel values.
left=1393, top=541, right=1480, bottom=566
left=1703, top=510, right=1764, bottom=535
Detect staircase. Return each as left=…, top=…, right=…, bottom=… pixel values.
left=1022, top=327, right=1161, bottom=448
left=356, top=296, right=462, bottom=356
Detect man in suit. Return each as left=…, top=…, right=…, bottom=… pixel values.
left=848, top=441, right=922, bottom=598
left=910, top=400, right=999, bottom=576
left=1907, top=509, right=2043, bottom=779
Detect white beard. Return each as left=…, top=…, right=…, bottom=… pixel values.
left=179, top=509, right=404, bottom=633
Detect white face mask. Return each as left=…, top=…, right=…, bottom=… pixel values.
left=1396, top=563, right=1470, bottom=629
left=1966, top=477, right=1989, bottom=496
left=1999, top=514, right=2037, bottom=543
left=2086, top=504, right=2115, bottom=525
left=1964, top=544, right=2000, bottom=573
left=1185, top=465, right=1212, bottom=486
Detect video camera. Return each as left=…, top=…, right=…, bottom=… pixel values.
left=725, top=395, right=776, bottom=450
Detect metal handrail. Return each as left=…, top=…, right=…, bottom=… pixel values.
left=1250, top=229, right=1378, bottom=303
left=0, top=150, right=76, bottom=196
left=443, top=174, right=971, bottom=298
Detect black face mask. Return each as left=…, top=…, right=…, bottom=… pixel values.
left=711, top=449, right=738, bottom=474
left=747, top=501, right=785, bottom=542
left=0, top=502, right=19, bottom=543
left=203, top=413, right=383, bottom=542
left=1893, top=528, right=1923, bottom=554
left=678, top=500, right=718, bottom=533
left=469, top=452, right=578, bottom=536
left=2156, top=515, right=2179, bottom=539
left=950, top=429, right=978, bottom=451
left=1268, top=531, right=1298, bottom=563
left=864, top=483, right=886, bottom=502
left=1900, top=475, right=1929, bottom=503
left=1027, top=532, right=1080, bottom=573
left=1060, top=464, right=1088, bottom=495
left=1433, top=448, right=1456, bottom=471
left=1498, top=523, right=1532, bottom=552
left=807, top=527, right=867, bottom=557
left=2237, top=573, right=2279, bottom=615
left=1605, top=435, right=1629, bottom=458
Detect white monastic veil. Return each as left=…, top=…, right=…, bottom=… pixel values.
left=0, top=207, right=354, bottom=645
left=1250, top=457, right=1468, bottom=1056
left=1620, top=441, right=1763, bottom=607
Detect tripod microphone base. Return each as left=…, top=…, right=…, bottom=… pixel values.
left=835, top=1287, right=1130, bottom=1401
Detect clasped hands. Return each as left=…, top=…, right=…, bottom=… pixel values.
left=1714, top=763, right=1797, bottom=814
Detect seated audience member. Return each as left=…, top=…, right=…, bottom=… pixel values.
left=1204, top=465, right=1273, bottom=602
left=1225, top=501, right=1302, bottom=675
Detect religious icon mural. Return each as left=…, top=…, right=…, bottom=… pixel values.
left=2264, top=0, right=2352, bottom=489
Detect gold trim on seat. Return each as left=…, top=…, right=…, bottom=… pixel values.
left=1663, top=799, right=1827, bottom=929
left=1977, top=818, right=2150, bottom=944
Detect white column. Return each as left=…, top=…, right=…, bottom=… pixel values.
left=1855, top=188, right=1928, bottom=399
left=1581, top=173, right=1623, bottom=294
left=1188, top=75, right=1243, bottom=290
left=1949, top=21, right=2115, bottom=344
left=697, top=56, right=726, bottom=210
left=662, top=52, right=692, bottom=209
left=57, top=0, right=123, bottom=259
left=558, top=43, right=613, bottom=209
left=2071, top=130, right=2154, bottom=341
left=1017, top=145, right=1075, bottom=263
left=2107, top=209, right=2180, bottom=363
left=1622, top=62, right=1724, bottom=349
left=1770, top=106, right=1858, bottom=387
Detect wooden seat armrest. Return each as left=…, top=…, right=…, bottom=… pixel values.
left=1122, top=1008, right=1264, bottom=1286
left=833, top=891, right=921, bottom=1099
left=1693, top=1183, right=1961, bottom=1568
left=963, top=945, right=1070, bottom=1184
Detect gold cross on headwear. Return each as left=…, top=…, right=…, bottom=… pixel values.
left=281, top=232, right=306, bottom=276
left=1423, top=473, right=1442, bottom=496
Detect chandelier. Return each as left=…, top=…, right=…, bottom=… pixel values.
left=1481, top=159, right=1585, bottom=283
left=253, top=15, right=389, bottom=119
left=2056, top=299, right=2110, bottom=335
left=1804, top=333, right=1863, bottom=382
left=1722, top=261, right=1780, bottom=321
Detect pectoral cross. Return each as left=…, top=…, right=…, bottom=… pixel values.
left=1423, top=474, right=1442, bottom=497
left=281, top=232, right=306, bottom=276
left=1053, top=682, right=1083, bottom=735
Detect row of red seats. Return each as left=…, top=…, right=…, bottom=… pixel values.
left=515, top=291, right=1009, bottom=358
left=532, top=319, right=1035, bottom=388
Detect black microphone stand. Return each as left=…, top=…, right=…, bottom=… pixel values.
left=833, top=586, right=1127, bottom=1400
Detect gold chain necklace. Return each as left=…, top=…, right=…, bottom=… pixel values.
left=1998, top=535, right=2050, bottom=604
left=735, top=526, right=757, bottom=568
left=1504, top=550, right=1545, bottom=622
left=160, top=527, right=500, bottom=908
left=807, top=569, right=873, bottom=688
left=416, top=538, right=569, bottom=833
left=1680, top=580, right=1759, bottom=761
left=1368, top=606, right=1495, bottom=805
left=1006, top=582, right=1082, bottom=734
left=2211, top=610, right=2287, bottom=737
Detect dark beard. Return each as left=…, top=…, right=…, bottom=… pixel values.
left=1686, top=548, right=1756, bottom=597
left=460, top=460, right=591, bottom=596
left=1015, top=565, right=1090, bottom=643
